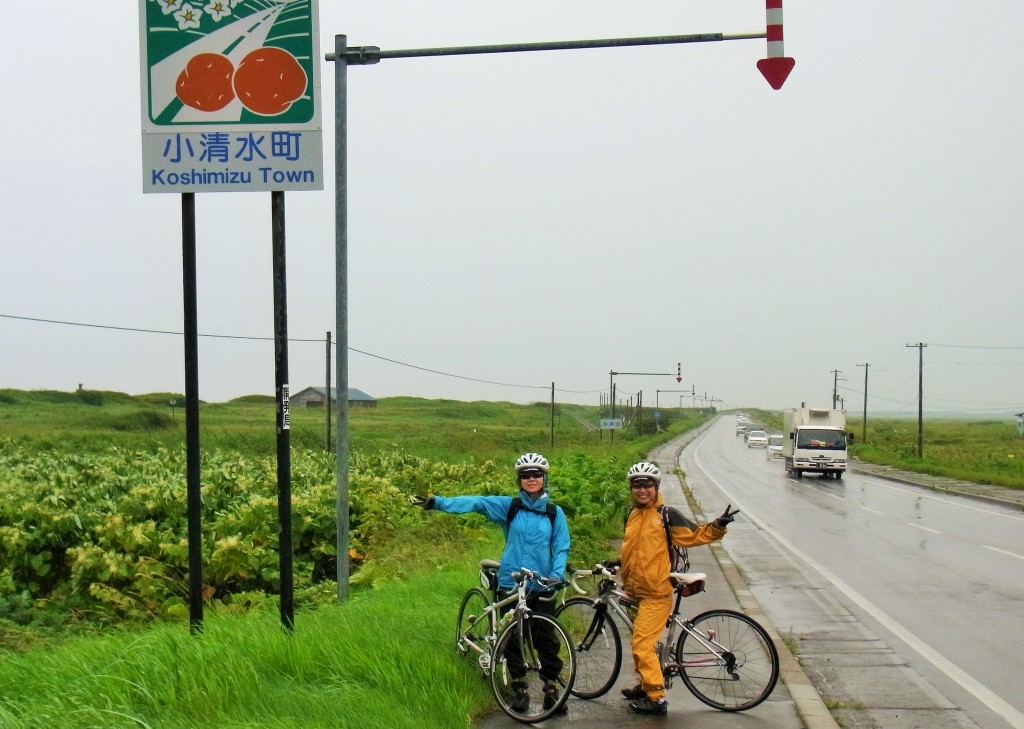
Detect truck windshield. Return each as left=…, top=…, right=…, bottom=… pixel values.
left=797, top=429, right=847, bottom=450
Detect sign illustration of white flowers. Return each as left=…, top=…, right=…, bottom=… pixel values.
left=143, top=0, right=314, bottom=125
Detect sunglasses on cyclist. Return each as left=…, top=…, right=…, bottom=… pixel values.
left=630, top=479, right=657, bottom=489
left=519, top=470, right=545, bottom=480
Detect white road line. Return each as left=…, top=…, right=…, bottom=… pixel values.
left=905, top=522, right=942, bottom=534
left=983, top=545, right=1024, bottom=561
left=855, top=476, right=1024, bottom=522
left=692, top=431, right=1024, bottom=729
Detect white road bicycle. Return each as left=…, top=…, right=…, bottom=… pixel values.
left=455, top=559, right=576, bottom=723
left=556, top=560, right=779, bottom=711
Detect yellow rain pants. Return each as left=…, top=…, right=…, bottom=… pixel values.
left=630, top=593, right=674, bottom=701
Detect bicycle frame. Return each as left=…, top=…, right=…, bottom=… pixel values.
left=567, top=566, right=733, bottom=687
left=460, top=565, right=549, bottom=674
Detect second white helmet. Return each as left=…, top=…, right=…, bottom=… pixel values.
left=627, top=461, right=661, bottom=484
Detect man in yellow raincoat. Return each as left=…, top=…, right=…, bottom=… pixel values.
left=615, top=461, right=738, bottom=715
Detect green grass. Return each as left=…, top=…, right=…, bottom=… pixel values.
left=0, top=389, right=700, bottom=461
left=0, top=546, right=498, bottom=728
left=851, top=418, right=1024, bottom=488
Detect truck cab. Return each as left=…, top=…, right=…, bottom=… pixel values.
left=782, top=408, right=848, bottom=479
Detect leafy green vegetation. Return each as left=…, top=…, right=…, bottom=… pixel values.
left=0, top=390, right=708, bottom=626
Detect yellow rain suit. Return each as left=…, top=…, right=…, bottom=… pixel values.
left=618, top=493, right=727, bottom=701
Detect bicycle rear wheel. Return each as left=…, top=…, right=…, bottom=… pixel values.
left=491, top=613, right=576, bottom=723
left=674, top=608, right=778, bottom=711
left=455, top=588, right=490, bottom=659
left=555, top=597, right=622, bottom=699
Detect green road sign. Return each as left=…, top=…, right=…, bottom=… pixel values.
left=139, top=0, right=323, bottom=193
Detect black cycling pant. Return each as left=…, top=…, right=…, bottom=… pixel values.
left=498, top=591, right=564, bottom=683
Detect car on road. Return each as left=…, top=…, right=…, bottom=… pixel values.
left=747, top=430, right=769, bottom=448
left=766, top=433, right=784, bottom=458
left=735, top=420, right=750, bottom=435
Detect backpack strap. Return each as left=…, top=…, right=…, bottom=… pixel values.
left=507, top=496, right=557, bottom=535
left=657, top=505, right=672, bottom=550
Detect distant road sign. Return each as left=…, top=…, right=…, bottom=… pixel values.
left=138, top=0, right=323, bottom=193
left=600, top=418, right=623, bottom=430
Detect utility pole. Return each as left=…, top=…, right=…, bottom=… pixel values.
left=855, top=362, right=869, bottom=444
left=325, top=331, right=332, bottom=452
left=550, top=382, right=555, bottom=450
left=831, top=369, right=842, bottom=409
left=906, top=343, right=927, bottom=458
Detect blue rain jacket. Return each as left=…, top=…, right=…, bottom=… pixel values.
left=432, top=489, right=570, bottom=592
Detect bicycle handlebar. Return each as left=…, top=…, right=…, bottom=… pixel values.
left=567, top=563, right=617, bottom=594
left=510, top=568, right=567, bottom=591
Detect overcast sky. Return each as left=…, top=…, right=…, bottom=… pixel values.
left=2, top=1, right=1023, bottom=416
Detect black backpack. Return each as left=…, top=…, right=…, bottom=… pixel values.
left=625, top=504, right=692, bottom=582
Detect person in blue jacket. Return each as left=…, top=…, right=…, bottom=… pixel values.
left=414, top=452, right=571, bottom=713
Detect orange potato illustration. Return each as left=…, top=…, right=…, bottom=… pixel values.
left=233, top=47, right=307, bottom=116
left=176, top=53, right=235, bottom=112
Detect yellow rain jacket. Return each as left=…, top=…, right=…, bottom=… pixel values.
left=619, top=493, right=727, bottom=600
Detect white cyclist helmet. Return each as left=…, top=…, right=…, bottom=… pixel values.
left=515, top=452, right=549, bottom=474
left=627, top=461, right=662, bottom=486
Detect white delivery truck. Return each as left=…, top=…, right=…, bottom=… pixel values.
left=782, top=408, right=848, bottom=479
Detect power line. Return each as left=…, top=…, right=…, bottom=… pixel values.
left=1, top=313, right=605, bottom=396
left=0, top=313, right=320, bottom=342
left=931, top=343, right=1024, bottom=350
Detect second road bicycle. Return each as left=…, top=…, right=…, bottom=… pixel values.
left=556, top=557, right=779, bottom=711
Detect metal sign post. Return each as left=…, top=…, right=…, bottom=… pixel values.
left=139, top=1, right=322, bottom=631
left=326, top=12, right=793, bottom=599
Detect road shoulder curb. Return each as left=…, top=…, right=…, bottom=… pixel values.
left=671, top=433, right=842, bottom=729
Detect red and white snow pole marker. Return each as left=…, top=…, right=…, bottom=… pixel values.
left=756, top=0, right=795, bottom=90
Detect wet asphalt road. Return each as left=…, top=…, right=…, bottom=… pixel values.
left=478, top=417, right=1024, bottom=728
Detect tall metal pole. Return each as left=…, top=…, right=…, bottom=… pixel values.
left=271, top=190, right=294, bottom=631
left=181, top=192, right=204, bottom=635
left=334, top=35, right=351, bottom=601
left=831, top=369, right=842, bottom=409
left=856, top=362, right=869, bottom=444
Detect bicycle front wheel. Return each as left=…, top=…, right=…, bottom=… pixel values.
left=456, top=588, right=491, bottom=659
left=674, top=608, right=779, bottom=711
left=555, top=597, right=622, bottom=699
left=490, top=613, right=576, bottom=723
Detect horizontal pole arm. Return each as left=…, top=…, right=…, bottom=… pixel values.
left=613, top=372, right=676, bottom=376
left=326, top=31, right=765, bottom=64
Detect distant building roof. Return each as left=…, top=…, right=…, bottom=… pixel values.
left=292, top=387, right=376, bottom=402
